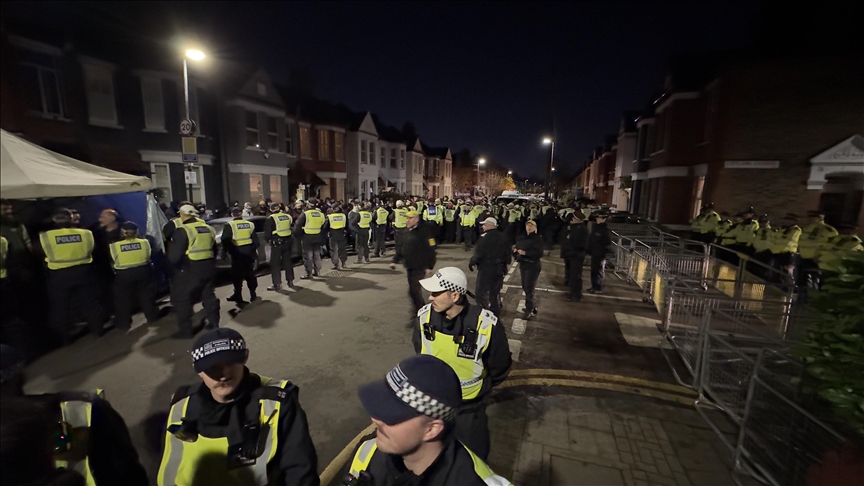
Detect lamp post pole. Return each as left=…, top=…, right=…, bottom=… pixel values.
left=477, top=158, right=486, bottom=196
left=182, top=57, right=193, bottom=202
left=543, top=138, right=554, bottom=200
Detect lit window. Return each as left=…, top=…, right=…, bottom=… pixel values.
left=270, top=175, right=282, bottom=199
left=249, top=174, right=263, bottom=201
left=318, top=130, right=330, bottom=159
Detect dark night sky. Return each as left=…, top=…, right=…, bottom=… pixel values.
left=4, top=1, right=768, bottom=177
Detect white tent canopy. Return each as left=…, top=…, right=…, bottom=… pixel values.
left=0, top=129, right=152, bottom=199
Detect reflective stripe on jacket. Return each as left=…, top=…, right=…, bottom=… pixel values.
left=55, top=389, right=105, bottom=486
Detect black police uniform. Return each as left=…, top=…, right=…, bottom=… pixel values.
left=221, top=218, right=260, bottom=301
left=562, top=221, right=589, bottom=300
left=393, top=221, right=437, bottom=314
left=470, top=228, right=511, bottom=316
left=514, top=231, right=544, bottom=316
left=264, top=212, right=295, bottom=289
left=588, top=220, right=613, bottom=292
left=167, top=218, right=220, bottom=335
left=411, top=302, right=512, bottom=460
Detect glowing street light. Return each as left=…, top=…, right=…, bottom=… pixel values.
left=541, top=137, right=555, bottom=199
left=185, top=49, right=206, bottom=61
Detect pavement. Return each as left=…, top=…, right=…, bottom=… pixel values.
left=21, top=240, right=749, bottom=486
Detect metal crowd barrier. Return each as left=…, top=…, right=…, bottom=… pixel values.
left=732, top=349, right=847, bottom=486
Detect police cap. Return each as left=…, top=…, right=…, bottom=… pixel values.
left=120, top=221, right=139, bottom=232
left=230, top=207, right=243, bottom=217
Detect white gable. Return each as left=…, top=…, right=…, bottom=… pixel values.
left=357, top=112, right=378, bottom=137
left=808, top=134, right=864, bottom=189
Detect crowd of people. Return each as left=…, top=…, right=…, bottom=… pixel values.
left=0, top=190, right=623, bottom=486
left=689, top=204, right=862, bottom=287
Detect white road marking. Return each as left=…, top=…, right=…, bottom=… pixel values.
left=517, top=299, right=526, bottom=313
left=512, top=318, right=527, bottom=335
left=503, top=274, right=511, bottom=283
left=508, top=339, right=522, bottom=362
left=614, top=312, right=664, bottom=348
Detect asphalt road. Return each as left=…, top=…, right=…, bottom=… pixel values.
left=22, top=242, right=675, bottom=483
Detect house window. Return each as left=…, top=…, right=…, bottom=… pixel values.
left=370, top=143, right=376, bottom=165
left=390, top=148, right=397, bottom=168
left=400, top=182, right=405, bottom=193
left=360, top=140, right=367, bottom=164
left=380, top=147, right=386, bottom=166
left=188, top=165, right=206, bottom=204
left=150, top=163, right=171, bottom=204
left=400, top=150, right=405, bottom=169
left=140, top=78, right=164, bottom=131
left=318, top=130, right=330, bottom=159
left=285, top=122, right=294, bottom=155
left=249, top=174, right=263, bottom=202
left=300, top=127, right=310, bottom=158
left=266, top=117, right=279, bottom=151
left=369, top=180, right=375, bottom=195
left=17, top=49, right=66, bottom=117
left=334, top=133, right=344, bottom=161
left=270, top=175, right=282, bottom=199
left=246, top=111, right=259, bottom=148
left=691, top=176, right=705, bottom=219
left=82, top=64, right=117, bottom=125
left=361, top=180, right=367, bottom=195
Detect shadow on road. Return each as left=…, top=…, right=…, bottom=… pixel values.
left=324, top=276, right=386, bottom=293
left=286, top=287, right=337, bottom=307
left=227, top=300, right=281, bottom=329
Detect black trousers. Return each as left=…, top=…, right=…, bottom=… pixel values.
left=230, top=251, right=258, bottom=296
left=444, top=221, right=457, bottom=243
left=329, top=233, right=348, bottom=267
left=565, top=254, right=585, bottom=298
left=455, top=403, right=490, bottom=461
left=373, top=227, right=387, bottom=256
left=171, top=262, right=219, bottom=333
left=590, top=255, right=606, bottom=291
left=269, top=240, right=294, bottom=286
left=407, top=268, right=426, bottom=315
left=113, top=265, right=159, bottom=328
left=476, top=267, right=505, bottom=315
left=355, top=229, right=370, bottom=261
left=462, top=226, right=475, bottom=250
left=48, top=265, right=105, bottom=339
left=302, top=236, right=323, bottom=276
left=520, top=262, right=541, bottom=312
left=393, top=227, right=407, bottom=253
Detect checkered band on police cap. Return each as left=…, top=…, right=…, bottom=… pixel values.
left=386, top=365, right=457, bottom=421
left=190, top=338, right=246, bottom=362
left=190, top=328, right=248, bottom=372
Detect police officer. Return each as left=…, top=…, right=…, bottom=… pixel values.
left=588, top=212, right=613, bottom=294
left=469, top=217, right=511, bottom=316
left=109, top=222, right=160, bottom=328
left=222, top=207, right=260, bottom=302
left=157, top=329, right=318, bottom=486
left=389, top=210, right=437, bottom=316
left=731, top=207, right=759, bottom=256
left=443, top=202, right=457, bottom=243
left=168, top=204, right=220, bottom=337
left=422, top=200, right=440, bottom=242
left=346, top=355, right=512, bottom=486
left=714, top=211, right=733, bottom=245
left=748, top=214, right=774, bottom=278
left=797, top=210, right=838, bottom=287
left=562, top=211, right=590, bottom=301
left=815, top=223, right=862, bottom=277
left=515, top=220, right=544, bottom=319
left=293, top=199, right=325, bottom=279
left=391, top=200, right=409, bottom=250
left=718, top=212, right=743, bottom=263
left=38, top=208, right=105, bottom=344
left=1, top=344, right=148, bottom=485
left=263, top=202, right=295, bottom=291
left=162, top=200, right=193, bottom=243
left=768, top=213, right=802, bottom=284
left=460, top=204, right=479, bottom=252
left=413, top=268, right=512, bottom=461
left=353, top=203, right=373, bottom=264
left=372, top=201, right=389, bottom=258
left=324, top=205, right=348, bottom=270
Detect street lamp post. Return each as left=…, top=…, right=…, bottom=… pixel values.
left=542, top=137, right=554, bottom=200
left=477, top=158, right=486, bottom=196
left=183, top=49, right=205, bottom=203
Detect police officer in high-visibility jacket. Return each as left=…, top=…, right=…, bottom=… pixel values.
left=38, top=208, right=105, bottom=343
left=747, top=215, right=774, bottom=278
left=423, top=200, right=440, bottom=242
left=345, top=354, right=513, bottom=486
left=222, top=207, right=260, bottom=303
left=391, top=200, right=409, bottom=250
left=797, top=210, right=838, bottom=285
left=323, top=205, right=348, bottom=270
left=352, top=203, right=373, bottom=264
left=168, top=205, right=219, bottom=338
left=162, top=200, right=193, bottom=245
left=109, top=222, right=160, bottom=329
left=460, top=204, right=479, bottom=251
left=264, top=202, right=295, bottom=291
left=372, top=202, right=390, bottom=258
left=157, top=329, right=318, bottom=486
left=1, top=344, right=149, bottom=486
left=816, top=223, right=862, bottom=275
left=293, top=199, right=325, bottom=279
left=411, top=267, right=512, bottom=461
left=767, top=213, right=802, bottom=284
left=731, top=207, right=759, bottom=256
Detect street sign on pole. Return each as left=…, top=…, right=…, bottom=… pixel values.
left=179, top=118, right=196, bottom=136
left=184, top=171, right=198, bottom=185
left=182, top=136, right=198, bottom=163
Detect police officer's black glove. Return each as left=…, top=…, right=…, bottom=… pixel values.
left=468, top=263, right=476, bottom=272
